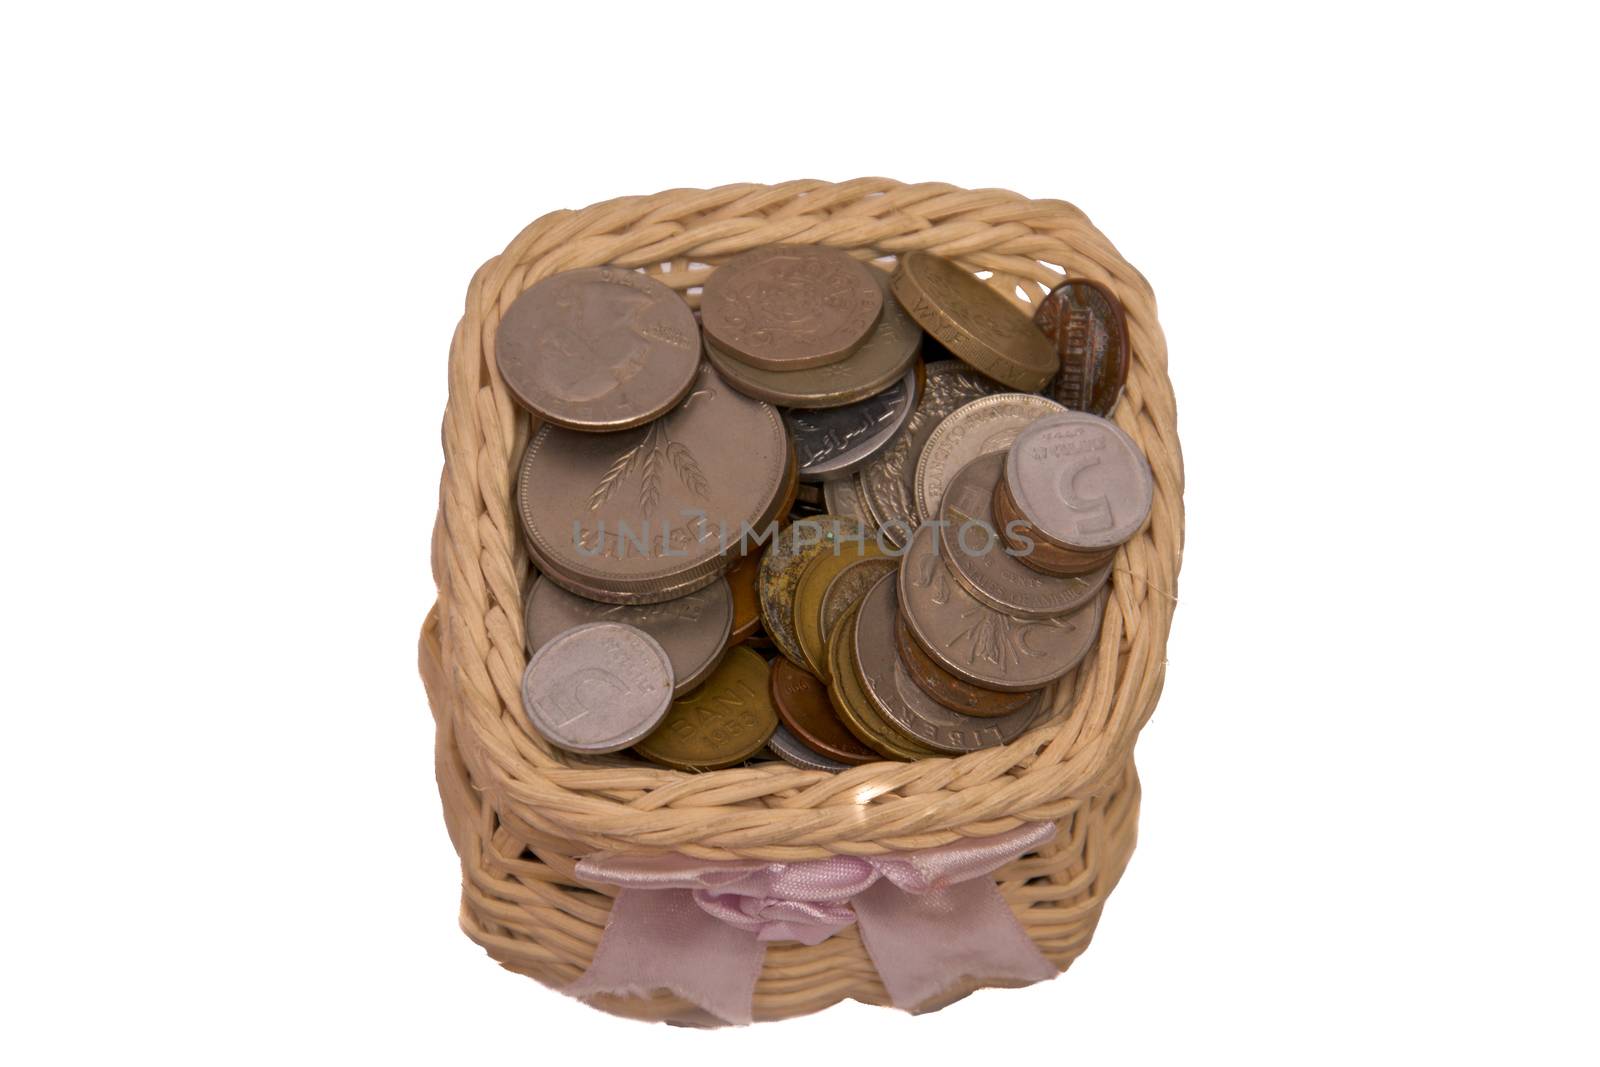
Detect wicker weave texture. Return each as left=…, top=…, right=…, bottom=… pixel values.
left=420, top=179, right=1183, bottom=1021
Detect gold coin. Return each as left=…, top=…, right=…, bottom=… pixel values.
left=634, top=646, right=777, bottom=771
left=891, top=251, right=1056, bottom=392
left=793, top=537, right=888, bottom=680
left=757, top=516, right=864, bottom=667
left=819, top=557, right=898, bottom=649
left=825, top=602, right=941, bottom=761
left=725, top=552, right=763, bottom=646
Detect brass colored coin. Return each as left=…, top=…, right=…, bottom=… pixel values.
left=769, top=655, right=878, bottom=766
left=701, top=245, right=882, bottom=371
left=891, top=252, right=1056, bottom=391
left=634, top=646, right=778, bottom=771
left=894, top=611, right=1034, bottom=718
left=757, top=516, right=865, bottom=667
left=913, top=393, right=1066, bottom=521
left=825, top=602, right=940, bottom=761
left=1034, top=278, right=1130, bottom=417
left=792, top=536, right=888, bottom=680
left=992, top=476, right=1118, bottom=576
left=819, top=557, right=898, bottom=649
left=495, top=267, right=701, bottom=432
left=725, top=552, right=763, bottom=645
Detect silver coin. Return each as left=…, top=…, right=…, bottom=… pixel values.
left=853, top=574, right=1044, bottom=753
left=519, top=622, right=674, bottom=753
left=897, top=523, right=1102, bottom=692
left=523, top=575, right=732, bottom=696
left=1005, top=411, right=1154, bottom=552
left=913, top=393, right=1066, bottom=521
left=937, top=451, right=1111, bottom=619
left=856, top=361, right=1001, bottom=547
left=767, top=724, right=850, bottom=771
left=784, top=366, right=917, bottom=483
left=823, top=477, right=874, bottom=530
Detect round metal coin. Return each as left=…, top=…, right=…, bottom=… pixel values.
left=634, top=646, right=777, bottom=771
left=701, top=245, right=882, bottom=371
left=785, top=366, right=917, bottom=483
left=724, top=552, right=763, bottom=645
left=894, top=610, right=1035, bottom=718
left=1034, top=278, right=1130, bottom=417
left=520, top=622, right=674, bottom=754
left=757, top=516, right=866, bottom=668
left=1005, top=411, right=1155, bottom=552
left=890, top=252, right=1056, bottom=391
left=496, top=267, right=700, bottom=432
left=992, top=475, right=1118, bottom=576
left=792, top=535, right=889, bottom=680
left=898, top=523, right=1102, bottom=692
left=523, top=575, right=731, bottom=696
left=819, top=556, right=899, bottom=648
left=767, top=724, right=850, bottom=772
left=825, top=601, right=940, bottom=761
left=769, top=654, right=878, bottom=766
left=823, top=477, right=874, bottom=530
left=913, top=393, right=1066, bottom=521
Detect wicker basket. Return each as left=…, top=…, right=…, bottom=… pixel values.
left=419, top=178, right=1183, bottom=1023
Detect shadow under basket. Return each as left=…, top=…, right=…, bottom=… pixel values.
left=419, top=178, right=1184, bottom=1024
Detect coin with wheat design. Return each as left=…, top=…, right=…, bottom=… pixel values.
left=756, top=515, right=867, bottom=668
left=520, top=622, right=674, bottom=754
left=1034, top=278, right=1130, bottom=417
left=897, top=523, right=1101, bottom=691
left=913, top=393, right=1066, bottom=521
left=701, top=245, right=882, bottom=371
left=496, top=267, right=701, bottom=432
left=893, top=610, right=1034, bottom=718
left=891, top=251, right=1056, bottom=391
left=518, top=362, right=787, bottom=604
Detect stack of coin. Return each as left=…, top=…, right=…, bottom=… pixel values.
left=494, top=250, right=1151, bottom=773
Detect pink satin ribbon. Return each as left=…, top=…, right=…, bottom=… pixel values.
left=567, top=822, right=1058, bottom=1024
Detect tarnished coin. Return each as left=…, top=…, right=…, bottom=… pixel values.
left=523, top=575, right=732, bottom=696
left=785, top=366, right=917, bottom=483
left=769, top=655, right=878, bottom=766
left=855, top=575, right=1043, bottom=753
left=992, top=475, right=1118, bottom=576
left=634, top=646, right=777, bottom=771
left=724, top=553, right=763, bottom=646
left=702, top=268, right=921, bottom=408
left=913, top=393, right=1066, bottom=520
left=1005, top=411, right=1154, bottom=552
left=857, top=361, right=1002, bottom=547
left=938, top=451, right=1111, bottom=619
left=894, top=611, right=1035, bottom=718
left=898, top=523, right=1101, bottom=692
left=520, top=622, right=674, bottom=754
left=826, top=601, right=941, bottom=761
left=891, top=252, right=1056, bottom=391
left=496, top=267, right=700, bottom=432
left=792, top=535, right=889, bottom=680
left=819, top=556, right=898, bottom=647
left=518, top=362, right=787, bottom=604
left=767, top=724, right=850, bottom=772
left=793, top=482, right=825, bottom=510
left=757, top=516, right=866, bottom=668
left=701, top=245, right=882, bottom=371
left=1034, top=278, right=1130, bottom=417
left=823, top=477, right=874, bottom=530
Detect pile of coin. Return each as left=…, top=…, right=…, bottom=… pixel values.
left=498, top=244, right=1148, bottom=772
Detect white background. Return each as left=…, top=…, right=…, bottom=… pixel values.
left=3, top=3, right=1596, bottom=1063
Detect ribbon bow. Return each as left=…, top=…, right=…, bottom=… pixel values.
left=567, top=822, right=1057, bottom=1024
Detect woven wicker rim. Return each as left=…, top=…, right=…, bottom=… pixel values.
left=423, top=178, right=1183, bottom=861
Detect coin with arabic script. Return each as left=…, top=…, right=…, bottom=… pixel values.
left=785, top=366, right=917, bottom=483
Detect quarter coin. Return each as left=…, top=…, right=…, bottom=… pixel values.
left=826, top=601, right=941, bottom=761
left=769, top=655, right=878, bottom=766
left=496, top=267, right=700, bottom=432
left=1034, top=278, right=1130, bottom=417
left=890, top=251, right=1056, bottom=391
left=1005, top=411, right=1154, bottom=552
left=854, top=574, right=1043, bottom=753
left=701, top=245, right=882, bottom=370
left=520, top=622, right=674, bottom=754
left=937, top=451, right=1111, bottom=619
left=518, top=361, right=788, bottom=604
left=792, top=535, right=889, bottom=679
left=523, top=575, right=732, bottom=696
left=913, top=393, right=1066, bottom=520
left=634, top=646, right=777, bottom=771
left=785, top=366, right=917, bottom=483
left=819, top=556, right=898, bottom=648
left=757, top=516, right=866, bottom=668
left=893, top=610, right=1034, bottom=718
left=767, top=724, right=850, bottom=772
left=898, top=523, right=1102, bottom=692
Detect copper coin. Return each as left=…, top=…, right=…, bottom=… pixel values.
left=785, top=366, right=917, bottom=483
left=793, top=535, right=889, bottom=680
left=1034, top=278, right=1130, bottom=417
left=724, top=552, right=762, bottom=645
left=853, top=574, right=1043, bottom=753
left=701, top=245, right=882, bottom=371
left=856, top=360, right=1002, bottom=548
left=496, top=267, right=700, bottom=432
left=769, top=655, right=878, bottom=766
left=518, top=362, right=787, bottom=604
left=634, top=646, right=777, bottom=771
left=767, top=724, right=850, bottom=772
left=937, top=451, right=1111, bottom=619
left=757, top=516, right=867, bottom=668
left=890, top=252, right=1056, bottom=391
left=894, top=611, right=1034, bottom=718
left=704, top=265, right=920, bottom=410
left=825, top=601, right=940, bottom=761
left=523, top=575, right=731, bottom=696
left=898, top=523, right=1101, bottom=692
left=520, top=622, right=674, bottom=754
left=819, top=556, right=898, bottom=648
left=992, top=476, right=1118, bottom=576
left=913, top=393, right=1066, bottom=521
left=1005, top=411, right=1154, bottom=552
